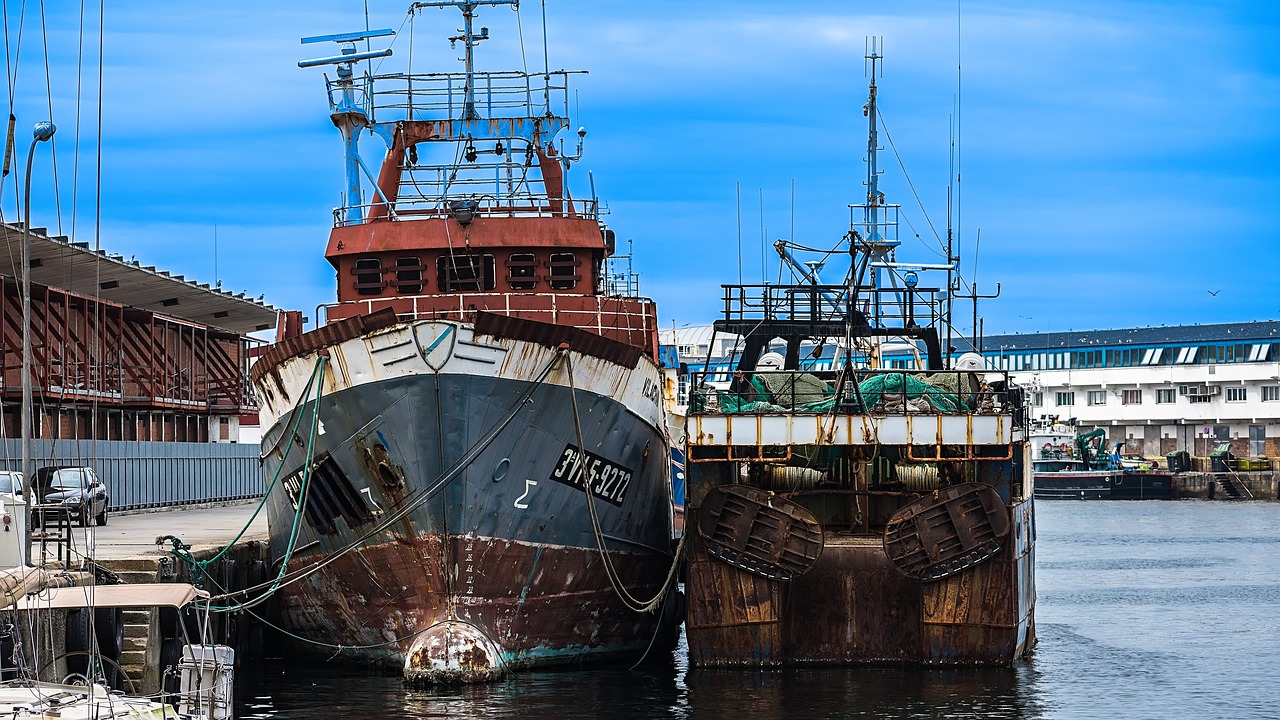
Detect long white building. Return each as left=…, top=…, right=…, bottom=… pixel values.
left=660, top=320, right=1280, bottom=459
left=983, top=322, right=1279, bottom=459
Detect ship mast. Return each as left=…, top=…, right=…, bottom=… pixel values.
left=444, top=2, right=493, bottom=120
left=299, top=29, right=395, bottom=225
left=852, top=38, right=900, bottom=325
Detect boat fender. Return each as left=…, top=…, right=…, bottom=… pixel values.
left=63, top=608, right=92, bottom=679
left=94, top=606, right=125, bottom=689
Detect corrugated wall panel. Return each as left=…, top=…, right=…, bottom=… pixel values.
left=0, top=440, right=262, bottom=510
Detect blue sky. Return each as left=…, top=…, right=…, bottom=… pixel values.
left=4, top=0, right=1278, bottom=339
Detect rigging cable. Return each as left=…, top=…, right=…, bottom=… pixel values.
left=875, top=106, right=944, bottom=253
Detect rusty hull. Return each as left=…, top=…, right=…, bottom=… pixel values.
left=278, top=532, right=672, bottom=680
left=685, top=501, right=1035, bottom=666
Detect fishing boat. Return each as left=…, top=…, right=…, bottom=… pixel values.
left=250, top=1, right=677, bottom=683
left=682, top=43, right=1036, bottom=666
left=1031, top=419, right=1174, bottom=500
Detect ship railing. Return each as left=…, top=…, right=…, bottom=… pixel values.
left=684, top=368, right=1027, bottom=454
left=687, top=367, right=1020, bottom=419
left=849, top=202, right=902, bottom=249
left=358, top=70, right=578, bottom=124
left=719, top=284, right=942, bottom=328
left=334, top=194, right=600, bottom=227
left=323, top=292, right=658, bottom=351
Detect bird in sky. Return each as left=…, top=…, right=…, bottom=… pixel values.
left=1207, top=289, right=1220, bottom=296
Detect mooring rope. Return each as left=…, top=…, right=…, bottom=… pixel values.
left=563, top=351, right=685, bottom=615
left=204, top=345, right=564, bottom=606
left=162, top=354, right=327, bottom=584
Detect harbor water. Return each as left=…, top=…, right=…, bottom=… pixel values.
left=237, top=501, right=1280, bottom=719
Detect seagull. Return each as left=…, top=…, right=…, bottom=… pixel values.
left=1207, top=289, right=1220, bottom=296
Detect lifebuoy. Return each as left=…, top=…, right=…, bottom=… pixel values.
left=1042, top=442, right=1053, bottom=451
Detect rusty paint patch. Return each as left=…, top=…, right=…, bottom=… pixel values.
left=275, top=533, right=674, bottom=683
left=697, top=485, right=823, bottom=581
left=882, top=483, right=1010, bottom=582
left=353, top=435, right=406, bottom=497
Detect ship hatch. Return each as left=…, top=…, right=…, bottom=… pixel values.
left=882, top=483, right=1010, bottom=582
left=696, top=484, right=823, bottom=581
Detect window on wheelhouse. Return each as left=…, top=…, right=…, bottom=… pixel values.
left=353, top=258, right=385, bottom=296
left=393, top=256, right=425, bottom=294
left=547, top=252, right=580, bottom=290
left=437, top=254, right=496, bottom=292
left=506, top=253, right=538, bottom=290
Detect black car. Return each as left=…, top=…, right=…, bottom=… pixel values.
left=34, top=466, right=109, bottom=526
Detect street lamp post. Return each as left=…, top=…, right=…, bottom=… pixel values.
left=21, top=120, right=56, bottom=564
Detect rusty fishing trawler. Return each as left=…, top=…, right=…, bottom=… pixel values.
left=682, top=43, right=1036, bottom=666
left=250, top=1, right=677, bottom=683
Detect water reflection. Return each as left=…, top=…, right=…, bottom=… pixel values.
left=238, top=645, right=1047, bottom=720
left=683, top=664, right=1044, bottom=720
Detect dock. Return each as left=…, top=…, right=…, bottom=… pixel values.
left=67, top=502, right=267, bottom=562
left=1173, top=471, right=1278, bottom=500
left=18, top=501, right=269, bottom=696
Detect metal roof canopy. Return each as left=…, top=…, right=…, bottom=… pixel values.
left=983, top=320, right=1280, bottom=352
left=0, top=222, right=278, bottom=335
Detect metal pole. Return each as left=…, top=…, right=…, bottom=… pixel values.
left=21, top=120, right=56, bottom=565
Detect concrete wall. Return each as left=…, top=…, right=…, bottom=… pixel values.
left=1173, top=472, right=1279, bottom=500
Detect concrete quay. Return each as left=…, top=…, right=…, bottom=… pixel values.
left=19, top=501, right=270, bottom=696
left=1173, top=472, right=1278, bottom=500
left=73, top=501, right=268, bottom=564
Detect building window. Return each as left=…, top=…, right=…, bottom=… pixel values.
left=352, top=257, right=385, bottom=296
left=1055, top=392, right=1075, bottom=407
left=1156, top=388, right=1176, bottom=404
left=1122, top=389, right=1142, bottom=405
left=547, top=252, right=581, bottom=290
left=1188, top=395, right=1211, bottom=404
left=393, top=256, right=424, bottom=294
left=1032, top=392, right=1043, bottom=407
left=1226, top=387, right=1247, bottom=403
left=506, top=253, right=538, bottom=290
left=1087, top=390, right=1107, bottom=406
left=1262, top=386, right=1280, bottom=402
left=437, top=254, right=496, bottom=292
